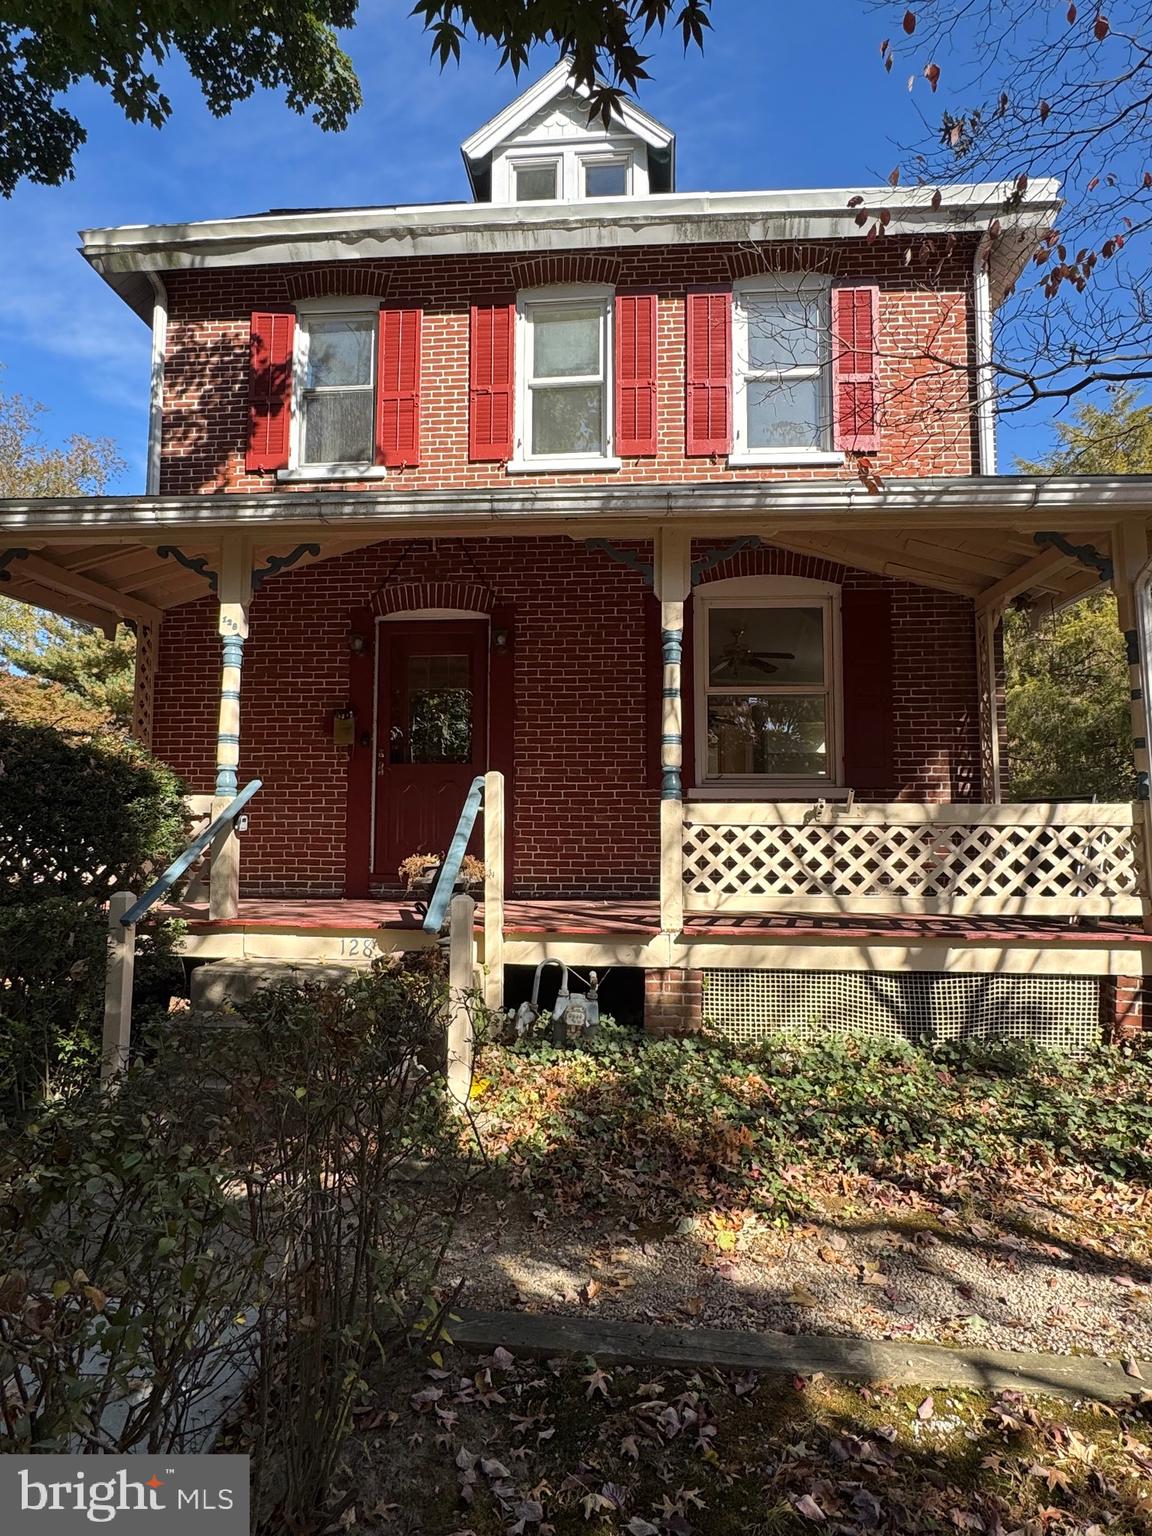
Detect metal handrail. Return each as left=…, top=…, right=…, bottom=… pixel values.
left=422, top=774, right=485, bottom=934
left=119, top=779, right=262, bottom=926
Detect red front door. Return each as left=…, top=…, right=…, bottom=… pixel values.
left=374, top=621, right=488, bottom=882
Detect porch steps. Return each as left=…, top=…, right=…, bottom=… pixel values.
left=189, top=957, right=373, bottom=1011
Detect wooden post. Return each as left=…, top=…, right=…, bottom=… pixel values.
left=101, top=891, right=136, bottom=1087
left=1113, top=519, right=1152, bottom=928
left=209, top=537, right=251, bottom=921
left=975, top=603, right=1004, bottom=803
left=446, top=893, right=476, bottom=1107
left=655, top=529, right=691, bottom=933
left=483, top=770, right=505, bottom=1009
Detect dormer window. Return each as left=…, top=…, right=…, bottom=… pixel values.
left=513, top=159, right=560, bottom=202
left=461, top=60, right=674, bottom=204
left=582, top=157, right=630, bottom=198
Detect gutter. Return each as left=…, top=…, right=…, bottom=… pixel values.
left=145, top=272, right=167, bottom=496
left=1, top=475, right=1151, bottom=539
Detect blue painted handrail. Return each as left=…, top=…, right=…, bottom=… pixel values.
left=422, top=775, right=485, bottom=935
left=119, top=779, right=263, bottom=927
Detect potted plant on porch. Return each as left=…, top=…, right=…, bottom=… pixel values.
left=399, top=851, right=485, bottom=901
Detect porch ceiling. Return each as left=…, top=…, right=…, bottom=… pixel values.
left=0, top=475, right=1136, bottom=626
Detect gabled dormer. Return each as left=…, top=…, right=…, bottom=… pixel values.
left=460, top=59, right=675, bottom=204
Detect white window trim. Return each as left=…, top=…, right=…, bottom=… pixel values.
left=694, top=574, right=843, bottom=797
left=732, top=275, right=836, bottom=462
left=509, top=152, right=563, bottom=203
left=286, top=299, right=381, bottom=477
left=579, top=151, right=633, bottom=199
left=509, top=284, right=620, bottom=473
left=494, top=139, right=646, bottom=202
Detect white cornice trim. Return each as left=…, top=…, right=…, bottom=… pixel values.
left=80, top=181, right=1060, bottom=270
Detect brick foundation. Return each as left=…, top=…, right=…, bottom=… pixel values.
left=644, top=968, right=704, bottom=1037
left=1102, top=975, right=1148, bottom=1043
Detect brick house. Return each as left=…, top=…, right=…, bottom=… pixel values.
left=4, top=62, right=1152, bottom=1043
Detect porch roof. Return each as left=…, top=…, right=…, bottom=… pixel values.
left=0, top=473, right=1140, bottom=628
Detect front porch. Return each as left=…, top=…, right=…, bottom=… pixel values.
left=8, top=476, right=1152, bottom=1041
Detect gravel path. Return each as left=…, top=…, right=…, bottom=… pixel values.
left=445, top=1191, right=1152, bottom=1362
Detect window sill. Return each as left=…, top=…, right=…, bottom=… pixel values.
left=727, top=451, right=845, bottom=468
left=277, top=464, right=388, bottom=483
left=505, top=456, right=622, bottom=474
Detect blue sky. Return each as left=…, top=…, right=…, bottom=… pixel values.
left=0, top=0, right=1055, bottom=489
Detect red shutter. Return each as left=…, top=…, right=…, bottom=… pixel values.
left=841, top=587, right=895, bottom=791
left=246, top=311, right=295, bottom=472
left=616, top=293, right=658, bottom=456
left=685, top=289, right=732, bottom=456
left=376, top=305, right=422, bottom=467
left=832, top=282, right=880, bottom=453
left=469, top=300, right=515, bottom=461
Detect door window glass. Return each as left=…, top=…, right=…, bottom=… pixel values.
left=394, top=652, right=473, bottom=763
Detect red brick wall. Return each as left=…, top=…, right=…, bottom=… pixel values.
left=158, top=239, right=978, bottom=496
left=151, top=538, right=980, bottom=898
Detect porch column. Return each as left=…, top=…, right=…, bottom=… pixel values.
left=655, top=529, right=691, bottom=933
left=974, top=602, right=1005, bottom=803
left=1112, top=518, right=1152, bottom=928
left=130, top=618, right=160, bottom=750
left=209, top=538, right=251, bottom=921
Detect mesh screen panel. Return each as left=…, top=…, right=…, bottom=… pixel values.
left=702, top=970, right=1101, bottom=1054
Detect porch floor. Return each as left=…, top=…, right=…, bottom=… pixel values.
left=166, top=896, right=1152, bottom=944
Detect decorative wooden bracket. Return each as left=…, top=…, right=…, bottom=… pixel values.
left=0, top=548, right=28, bottom=581
left=1033, top=531, right=1113, bottom=583
left=582, top=539, right=654, bottom=586
left=250, top=543, right=321, bottom=592
left=157, top=545, right=218, bottom=591
left=691, top=536, right=762, bottom=586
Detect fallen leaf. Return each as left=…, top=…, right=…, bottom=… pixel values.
left=794, top=1493, right=827, bottom=1522
left=584, top=1366, right=611, bottom=1399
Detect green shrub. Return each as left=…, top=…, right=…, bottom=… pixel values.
left=1, top=963, right=474, bottom=1535
left=0, top=719, right=187, bottom=1115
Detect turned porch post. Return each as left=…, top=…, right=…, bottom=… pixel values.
left=209, top=537, right=251, bottom=920
left=1113, top=518, right=1152, bottom=928
left=655, top=529, right=691, bottom=933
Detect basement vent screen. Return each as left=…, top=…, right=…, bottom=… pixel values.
left=701, top=970, right=1101, bottom=1055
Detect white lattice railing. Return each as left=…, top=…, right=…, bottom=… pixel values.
left=682, top=801, right=1147, bottom=918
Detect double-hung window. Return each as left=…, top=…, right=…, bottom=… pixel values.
left=698, top=581, right=840, bottom=790
left=296, top=310, right=376, bottom=468
left=732, top=279, right=832, bottom=460
left=514, top=288, right=615, bottom=468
